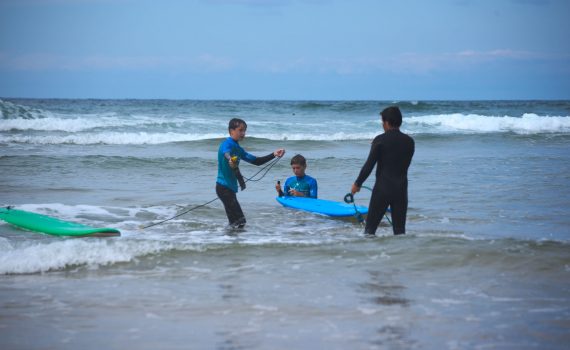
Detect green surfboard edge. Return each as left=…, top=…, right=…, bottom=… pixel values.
left=0, top=207, right=120, bottom=237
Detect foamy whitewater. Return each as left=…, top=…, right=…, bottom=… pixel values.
left=1, top=99, right=569, bottom=349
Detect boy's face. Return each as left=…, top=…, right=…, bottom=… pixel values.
left=291, top=163, right=306, bottom=177
left=230, top=124, right=246, bottom=141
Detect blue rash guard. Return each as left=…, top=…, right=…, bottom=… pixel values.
left=216, top=137, right=258, bottom=193
left=284, top=175, right=318, bottom=198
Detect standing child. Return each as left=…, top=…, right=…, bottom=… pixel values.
left=275, top=154, right=318, bottom=198
left=217, top=118, right=285, bottom=229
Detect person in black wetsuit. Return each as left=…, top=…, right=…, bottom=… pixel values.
left=351, top=106, right=415, bottom=235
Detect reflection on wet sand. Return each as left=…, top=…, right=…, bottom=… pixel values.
left=359, top=270, right=410, bottom=307
left=359, top=270, right=415, bottom=349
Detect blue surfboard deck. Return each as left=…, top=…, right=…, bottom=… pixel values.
left=276, top=196, right=368, bottom=217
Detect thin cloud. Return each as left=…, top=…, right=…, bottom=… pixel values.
left=1, top=49, right=566, bottom=75
left=455, top=49, right=544, bottom=60
left=253, top=49, right=564, bottom=75
left=0, top=53, right=235, bottom=72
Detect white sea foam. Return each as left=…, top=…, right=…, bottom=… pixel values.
left=0, top=202, right=200, bottom=274
left=18, top=203, right=130, bottom=222
left=0, top=115, right=118, bottom=132
left=0, top=239, right=178, bottom=274
left=358, top=307, right=379, bottom=315
left=0, top=202, right=363, bottom=274
left=0, top=115, right=196, bottom=132
left=0, top=132, right=225, bottom=145
left=2, top=113, right=569, bottom=145
left=406, top=113, right=570, bottom=134
left=0, top=227, right=360, bottom=274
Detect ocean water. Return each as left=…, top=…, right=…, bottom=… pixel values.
left=1, top=98, right=569, bottom=349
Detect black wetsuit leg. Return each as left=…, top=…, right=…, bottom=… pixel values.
left=364, top=187, right=390, bottom=235
left=365, top=186, right=408, bottom=235
left=389, top=190, right=408, bottom=235
left=216, top=183, right=246, bottom=228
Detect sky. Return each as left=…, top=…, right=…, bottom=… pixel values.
left=1, top=0, right=569, bottom=100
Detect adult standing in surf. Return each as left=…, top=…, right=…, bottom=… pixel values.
left=216, top=118, right=285, bottom=229
left=351, top=106, right=415, bottom=235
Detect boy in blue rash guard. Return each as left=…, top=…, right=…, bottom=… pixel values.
left=216, top=118, right=285, bottom=229
left=275, top=154, right=318, bottom=198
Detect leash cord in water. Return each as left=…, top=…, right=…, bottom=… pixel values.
left=343, top=193, right=365, bottom=224
left=140, top=157, right=282, bottom=230
left=140, top=197, right=219, bottom=230
left=345, top=186, right=393, bottom=226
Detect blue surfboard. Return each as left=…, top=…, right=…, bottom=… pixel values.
left=276, top=196, right=368, bottom=217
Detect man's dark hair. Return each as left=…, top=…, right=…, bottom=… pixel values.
left=290, top=154, right=307, bottom=167
left=228, top=118, right=247, bottom=131
left=381, top=106, right=403, bottom=127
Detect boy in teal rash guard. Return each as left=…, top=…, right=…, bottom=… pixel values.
left=216, top=118, right=285, bottom=229
left=276, top=154, right=318, bottom=198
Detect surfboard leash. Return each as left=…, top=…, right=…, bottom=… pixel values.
left=343, top=193, right=365, bottom=225
left=346, top=186, right=393, bottom=226
left=140, top=157, right=282, bottom=230
left=139, top=197, right=219, bottom=230
left=241, top=156, right=281, bottom=184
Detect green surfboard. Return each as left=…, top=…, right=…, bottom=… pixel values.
left=0, top=207, right=120, bottom=237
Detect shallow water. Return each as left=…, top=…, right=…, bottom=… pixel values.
left=1, top=99, right=569, bottom=349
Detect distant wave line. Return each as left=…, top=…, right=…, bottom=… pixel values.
left=0, top=132, right=380, bottom=145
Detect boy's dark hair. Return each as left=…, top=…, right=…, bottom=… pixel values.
left=381, top=106, right=403, bottom=127
left=228, top=118, right=247, bottom=131
left=290, top=154, right=307, bottom=166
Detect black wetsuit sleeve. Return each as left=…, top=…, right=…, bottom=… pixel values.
left=355, top=141, right=380, bottom=187
left=251, top=153, right=276, bottom=166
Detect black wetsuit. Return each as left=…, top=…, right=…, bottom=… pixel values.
left=354, top=129, right=415, bottom=235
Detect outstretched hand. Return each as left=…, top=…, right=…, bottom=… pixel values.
left=274, top=149, right=285, bottom=158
